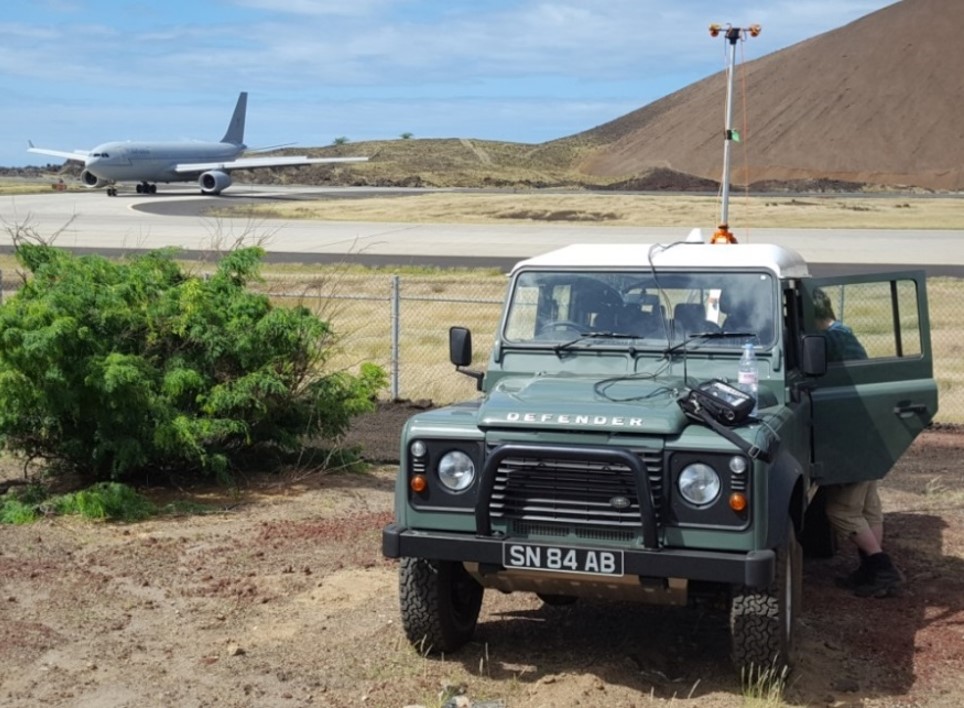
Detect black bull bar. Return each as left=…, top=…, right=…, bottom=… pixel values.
left=382, top=443, right=775, bottom=588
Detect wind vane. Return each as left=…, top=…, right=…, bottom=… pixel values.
left=708, top=23, right=761, bottom=244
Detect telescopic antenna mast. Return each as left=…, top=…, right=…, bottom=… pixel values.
left=708, top=23, right=760, bottom=244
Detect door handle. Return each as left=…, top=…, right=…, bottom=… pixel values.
left=893, top=402, right=928, bottom=418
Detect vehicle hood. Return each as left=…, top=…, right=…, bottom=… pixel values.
left=477, top=374, right=689, bottom=435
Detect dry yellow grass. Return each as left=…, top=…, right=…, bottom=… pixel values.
left=215, top=192, right=964, bottom=230
left=0, top=178, right=81, bottom=195
left=254, top=269, right=964, bottom=423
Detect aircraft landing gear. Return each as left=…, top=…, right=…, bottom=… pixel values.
left=106, top=187, right=118, bottom=197
left=135, top=182, right=157, bottom=194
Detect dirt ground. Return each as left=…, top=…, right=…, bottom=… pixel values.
left=2, top=403, right=963, bottom=708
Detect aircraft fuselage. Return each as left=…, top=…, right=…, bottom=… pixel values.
left=85, top=141, right=244, bottom=183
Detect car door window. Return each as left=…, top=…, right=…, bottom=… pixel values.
left=803, top=273, right=937, bottom=485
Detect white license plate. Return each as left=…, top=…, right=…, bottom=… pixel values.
left=502, top=542, right=624, bottom=576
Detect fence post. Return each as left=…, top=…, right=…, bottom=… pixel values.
left=390, top=275, right=400, bottom=400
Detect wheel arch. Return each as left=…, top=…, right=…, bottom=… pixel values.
left=764, top=447, right=806, bottom=550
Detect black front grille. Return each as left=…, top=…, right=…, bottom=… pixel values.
left=488, top=449, right=663, bottom=529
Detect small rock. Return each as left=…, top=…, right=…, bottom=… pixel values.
left=226, top=643, right=246, bottom=657
left=440, top=698, right=470, bottom=708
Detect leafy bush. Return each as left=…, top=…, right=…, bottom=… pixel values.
left=0, top=497, right=39, bottom=524
left=53, top=482, right=156, bottom=521
left=0, top=244, right=386, bottom=482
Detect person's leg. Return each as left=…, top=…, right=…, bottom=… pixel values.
left=853, top=482, right=901, bottom=597
left=825, top=483, right=875, bottom=587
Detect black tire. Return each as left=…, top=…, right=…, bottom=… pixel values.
left=730, top=526, right=802, bottom=676
left=399, top=558, right=483, bottom=654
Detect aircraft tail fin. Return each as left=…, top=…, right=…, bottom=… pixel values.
left=220, top=92, right=247, bottom=145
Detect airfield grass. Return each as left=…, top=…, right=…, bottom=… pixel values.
left=214, top=192, right=964, bottom=230
left=0, top=179, right=82, bottom=196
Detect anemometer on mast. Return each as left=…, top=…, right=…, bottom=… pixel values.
left=708, top=23, right=761, bottom=244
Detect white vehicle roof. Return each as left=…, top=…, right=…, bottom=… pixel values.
left=511, top=230, right=811, bottom=279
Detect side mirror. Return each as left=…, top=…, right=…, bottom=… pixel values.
left=801, top=334, right=828, bottom=376
left=449, top=326, right=484, bottom=390
left=449, top=326, right=473, bottom=367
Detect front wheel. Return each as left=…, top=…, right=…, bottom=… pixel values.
left=730, top=526, right=802, bottom=677
left=399, top=558, right=483, bottom=654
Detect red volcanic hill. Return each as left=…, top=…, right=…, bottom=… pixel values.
left=567, top=0, right=964, bottom=191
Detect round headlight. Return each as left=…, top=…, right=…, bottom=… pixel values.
left=438, top=450, right=476, bottom=492
left=678, top=463, right=722, bottom=506
left=410, top=440, right=427, bottom=458
left=729, top=456, right=748, bottom=475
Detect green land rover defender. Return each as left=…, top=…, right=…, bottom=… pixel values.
left=382, top=232, right=938, bottom=672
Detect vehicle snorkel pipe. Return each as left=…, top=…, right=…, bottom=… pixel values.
left=708, top=23, right=761, bottom=245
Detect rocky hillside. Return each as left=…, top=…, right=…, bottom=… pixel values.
left=567, top=0, right=964, bottom=191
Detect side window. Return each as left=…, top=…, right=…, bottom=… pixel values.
left=806, top=280, right=922, bottom=363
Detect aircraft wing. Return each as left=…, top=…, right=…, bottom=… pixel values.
left=173, top=155, right=367, bottom=174
left=27, top=143, right=90, bottom=163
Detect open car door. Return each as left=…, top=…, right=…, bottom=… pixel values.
left=802, top=271, right=938, bottom=485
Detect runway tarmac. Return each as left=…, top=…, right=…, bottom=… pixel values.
left=2, top=185, right=962, bottom=276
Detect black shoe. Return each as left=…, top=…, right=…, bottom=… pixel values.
left=834, top=550, right=871, bottom=589
left=835, top=563, right=872, bottom=589
left=853, top=552, right=902, bottom=598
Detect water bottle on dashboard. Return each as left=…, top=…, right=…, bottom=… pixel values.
left=738, top=341, right=759, bottom=416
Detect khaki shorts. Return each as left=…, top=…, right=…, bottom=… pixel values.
left=823, top=481, right=883, bottom=537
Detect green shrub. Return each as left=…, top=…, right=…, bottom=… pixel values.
left=53, top=482, right=155, bottom=521
left=0, top=244, right=386, bottom=483
left=0, top=498, right=39, bottom=524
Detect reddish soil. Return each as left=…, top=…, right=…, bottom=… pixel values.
left=1, top=406, right=962, bottom=707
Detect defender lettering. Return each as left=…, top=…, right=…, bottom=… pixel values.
left=504, top=412, right=643, bottom=427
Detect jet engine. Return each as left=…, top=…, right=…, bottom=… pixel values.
left=80, top=170, right=108, bottom=188
left=199, top=170, right=232, bottom=195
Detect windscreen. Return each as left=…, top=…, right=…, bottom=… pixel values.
left=503, top=270, right=777, bottom=348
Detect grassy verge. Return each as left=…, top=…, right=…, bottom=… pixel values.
left=211, top=192, right=964, bottom=229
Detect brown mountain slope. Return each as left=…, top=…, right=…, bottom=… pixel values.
left=570, top=0, right=964, bottom=191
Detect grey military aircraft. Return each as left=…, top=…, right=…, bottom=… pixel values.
left=27, top=92, right=366, bottom=196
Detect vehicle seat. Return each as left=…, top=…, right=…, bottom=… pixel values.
left=618, top=305, right=659, bottom=337
left=720, top=290, right=774, bottom=343
left=673, top=303, right=708, bottom=338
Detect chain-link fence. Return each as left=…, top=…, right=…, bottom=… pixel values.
left=253, top=271, right=964, bottom=424
left=3, top=269, right=962, bottom=422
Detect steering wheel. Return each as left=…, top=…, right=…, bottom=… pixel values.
left=537, top=320, right=590, bottom=338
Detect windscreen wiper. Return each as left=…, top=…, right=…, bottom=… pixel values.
left=662, top=331, right=756, bottom=358
left=554, top=330, right=643, bottom=355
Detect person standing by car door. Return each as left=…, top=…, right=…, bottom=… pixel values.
left=813, top=288, right=902, bottom=598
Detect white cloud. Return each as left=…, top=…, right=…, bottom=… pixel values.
left=1, top=0, right=900, bottom=165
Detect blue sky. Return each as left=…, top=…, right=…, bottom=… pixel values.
left=5, top=0, right=896, bottom=167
